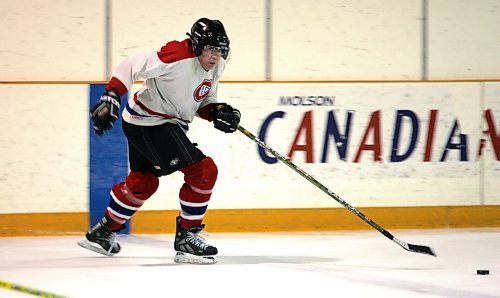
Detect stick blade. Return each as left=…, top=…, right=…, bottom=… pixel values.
left=393, top=237, right=437, bottom=257
left=407, top=243, right=437, bottom=257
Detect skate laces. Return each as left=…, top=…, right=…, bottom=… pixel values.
left=93, top=222, right=118, bottom=252
left=186, top=226, right=210, bottom=250
left=107, top=232, right=118, bottom=253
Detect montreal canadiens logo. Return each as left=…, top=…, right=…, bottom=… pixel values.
left=193, top=79, right=212, bottom=102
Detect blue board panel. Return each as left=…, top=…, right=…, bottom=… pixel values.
left=89, top=84, right=130, bottom=234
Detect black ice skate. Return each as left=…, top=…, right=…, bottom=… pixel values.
left=174, top=216, right=218, bottom=264
left=78, top=215, right=123, bottom=256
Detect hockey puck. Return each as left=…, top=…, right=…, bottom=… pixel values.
left=476, top=270, right=489, bottom=275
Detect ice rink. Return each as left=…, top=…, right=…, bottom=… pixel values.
left=0, top=228, right=499, bottom=298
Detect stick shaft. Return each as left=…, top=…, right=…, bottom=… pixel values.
left=237, top=125, right=390, bottom=235
left=237, top=125, right=436, bottom=257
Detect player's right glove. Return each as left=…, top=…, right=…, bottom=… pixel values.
left=90, top=90, right=121, bottom=136
left=210, top=103, right=241, bottom=133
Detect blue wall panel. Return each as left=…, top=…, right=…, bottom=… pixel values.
left=89, top=84, right=130, bottom=234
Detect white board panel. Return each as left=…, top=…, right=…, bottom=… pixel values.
left=272, top=0, right=421, bottom=80
left=483, top=82, right=500, bottom=204
left=428, top=0, right=500, bottom=79
left=0, top=84, right=88, bottom=213
left=112, top=0, right=266, bottom=81
left=0, top=0, right=105, bottom=81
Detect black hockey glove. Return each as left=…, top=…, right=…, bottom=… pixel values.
left=90, top=90, right=121, bottom=136
left=211, top=104, right=241, bottom=133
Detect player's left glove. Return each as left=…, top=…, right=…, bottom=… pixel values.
left=211, top=103, right=241, bottom=133
left=90, top=90, right=121, bottom=136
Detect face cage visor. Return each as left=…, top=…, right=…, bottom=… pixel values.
left=203, top=45, right=229, bottom=60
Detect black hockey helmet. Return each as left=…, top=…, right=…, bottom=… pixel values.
left=187, top=18, right=230, bottom=59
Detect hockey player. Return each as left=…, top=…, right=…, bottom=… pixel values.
left=78, top=18, right=240, bottom=264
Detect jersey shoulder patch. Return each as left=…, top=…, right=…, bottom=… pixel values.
left=157, top=39, right=196, bottom=63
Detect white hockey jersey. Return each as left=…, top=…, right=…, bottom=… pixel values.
left=106, top=38, right=227, bottom=129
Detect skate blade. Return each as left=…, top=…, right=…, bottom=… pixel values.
left=174, top=252, right=217, bottom=265
left=77, top=239, right=115, bottom=256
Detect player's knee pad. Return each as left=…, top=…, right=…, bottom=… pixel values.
left=180, top=157, right=218, bottom=191
left=123, top=171, right=159, bottom=201
left=108, top=171, right=159, bottom=225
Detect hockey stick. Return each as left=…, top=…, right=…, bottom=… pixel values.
left=0, top=279, right=69, bottom=298
left=237, top=125, right=437, bottom=257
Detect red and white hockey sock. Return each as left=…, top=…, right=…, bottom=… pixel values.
left=179, top=183, right=212, bottom=228
left=179, top=157, right=218, bottom=229
left=106, top=171, right=159, bottom=231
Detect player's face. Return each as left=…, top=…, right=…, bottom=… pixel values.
left=198, top=45, right=222, bottom=71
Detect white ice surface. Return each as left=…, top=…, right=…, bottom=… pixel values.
left=0, top=229, right=499, bottom=298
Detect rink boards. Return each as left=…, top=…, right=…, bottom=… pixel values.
left=0, top=81, right=499, bottom=235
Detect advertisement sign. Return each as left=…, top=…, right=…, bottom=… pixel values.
left=134, top=83, right=500, bottom=210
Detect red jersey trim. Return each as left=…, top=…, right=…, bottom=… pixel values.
left=157, top=39, right=196, bottom=63
left=133, top=93, right=175, bottom=119
left=106, top=77, right=128, bottom=97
